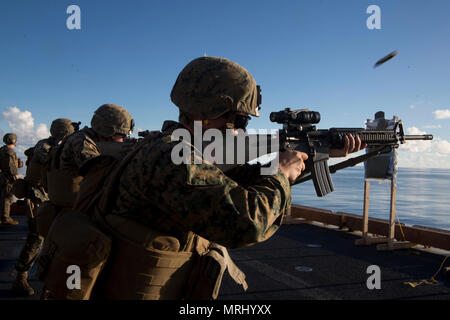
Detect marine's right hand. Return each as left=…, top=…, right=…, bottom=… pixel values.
left=278, top=150, right=308, bottom=183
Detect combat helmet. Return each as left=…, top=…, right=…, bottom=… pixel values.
left=50, top=118, right=77, bottom=142
left=91, top=104, right=134, bottom=138
left=170, top=56, right=262, bottom=119
left=3, top=133, right=17, bottom=145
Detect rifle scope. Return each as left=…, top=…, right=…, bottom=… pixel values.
left=270, top=108, right=321, bottom=125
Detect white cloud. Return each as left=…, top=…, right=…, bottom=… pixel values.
left=36, top=123, right=50, bottom=139
left=396, top=126, right=450, bottom=168
left=407, top=126, right=426, bottom=135
left=399, top=127, right=450, bottom=154
left=423, top=124, right=441, bottom=129
left=397, top=151, right=450, bottom=169
left=433, top=138, right=450, bottom=154
left=2, top=106, right=49, bottom=146
left=433, top=109, right=450, bottom=120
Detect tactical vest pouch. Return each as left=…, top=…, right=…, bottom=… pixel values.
left=46, top=169, right=83, bottom=207
left=97, top=215, right=199, bottom=300
left=184, top=244, right=248, bottom=300
left=36, top=210, right=112, bottom=300
left=35, top=201, right=59, bottom=238
left=96, top=141, right=136, bottom=159
left=17, top=158, right=23, bottom=168
left=74, top=156, right=118, bottom=213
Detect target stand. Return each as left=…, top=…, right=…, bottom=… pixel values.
left=354, top=111, right=414, bottom=251
left=354, top=177, right=414, bottom=251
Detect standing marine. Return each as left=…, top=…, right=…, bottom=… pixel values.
left=44, top=104, right=134, bottom=214
left=81, top=56, right=312, bottom=300
left=11, top=118, right=77, bottom=296
left=0, top=133, right=23, bottom=225
left=37, top=104, right=134, bottom=299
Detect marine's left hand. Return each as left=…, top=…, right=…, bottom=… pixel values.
left=329, top=134, right=367, bottom=158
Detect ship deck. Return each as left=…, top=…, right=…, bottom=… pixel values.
left=1, top=214, right=449, bottom=301
left=220, top=219, right=450, bottom=300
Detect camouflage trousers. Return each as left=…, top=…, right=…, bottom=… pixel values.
left=0, top=182, right=14, bottom=220
left=0, top=196, right=14, bottom=219
left=15, top=201, right=44, bottom=273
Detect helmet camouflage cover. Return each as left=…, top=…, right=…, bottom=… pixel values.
left=50, top=118, right=76, bottom=141
left=170, top=56, right=261, bottom=119
left=91, top=104, right=134, bottom=138
left=3, top=133, right=17, bottom=145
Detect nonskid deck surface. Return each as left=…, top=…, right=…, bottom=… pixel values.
left=0, top=215, right=449, bottom=300
left=219, top=222, right=450, bottom=300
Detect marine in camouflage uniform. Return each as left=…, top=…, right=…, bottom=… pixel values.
left=97, top=57, right=301, bottom=300
left=0, top=133, right=22, bottom=225
left=96, top=57, right=365, bottom=301
left=111, top=121, right=291, bottom=247
left=60, top=104, right=135, bottom=175
left=40, top=104, right=133, bottom=215
left=38, top=105, right=134, bottom=299
left=11, top=119, right=76, bottom=296
left=59, top=126, right=102, bottom=174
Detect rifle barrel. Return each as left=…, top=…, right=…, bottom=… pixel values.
left=404, top=134, right=433, bottom=140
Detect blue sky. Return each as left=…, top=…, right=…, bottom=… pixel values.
left=1, top=0, right=449, bottom=168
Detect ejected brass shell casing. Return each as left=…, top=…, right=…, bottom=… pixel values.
left=374, top=51, right=398, bottom=68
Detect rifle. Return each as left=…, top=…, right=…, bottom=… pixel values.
left=138, top=130, right=152, bottom=138
left=270, top=108, right=433, bottom=197
left=138, top=130, right=160, bottom=138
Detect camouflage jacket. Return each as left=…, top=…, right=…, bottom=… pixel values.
left=33, top=137, right=57, bottom=164
left=0, top=145, right=19, bottom=179
left=26, top=137, right=58, bottom=202
left=60, top=127, right=101, bottom=174
left=111, top=121, right=292, bottom=249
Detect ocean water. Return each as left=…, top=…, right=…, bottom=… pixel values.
left=291, top=166, right=450, bottom=232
